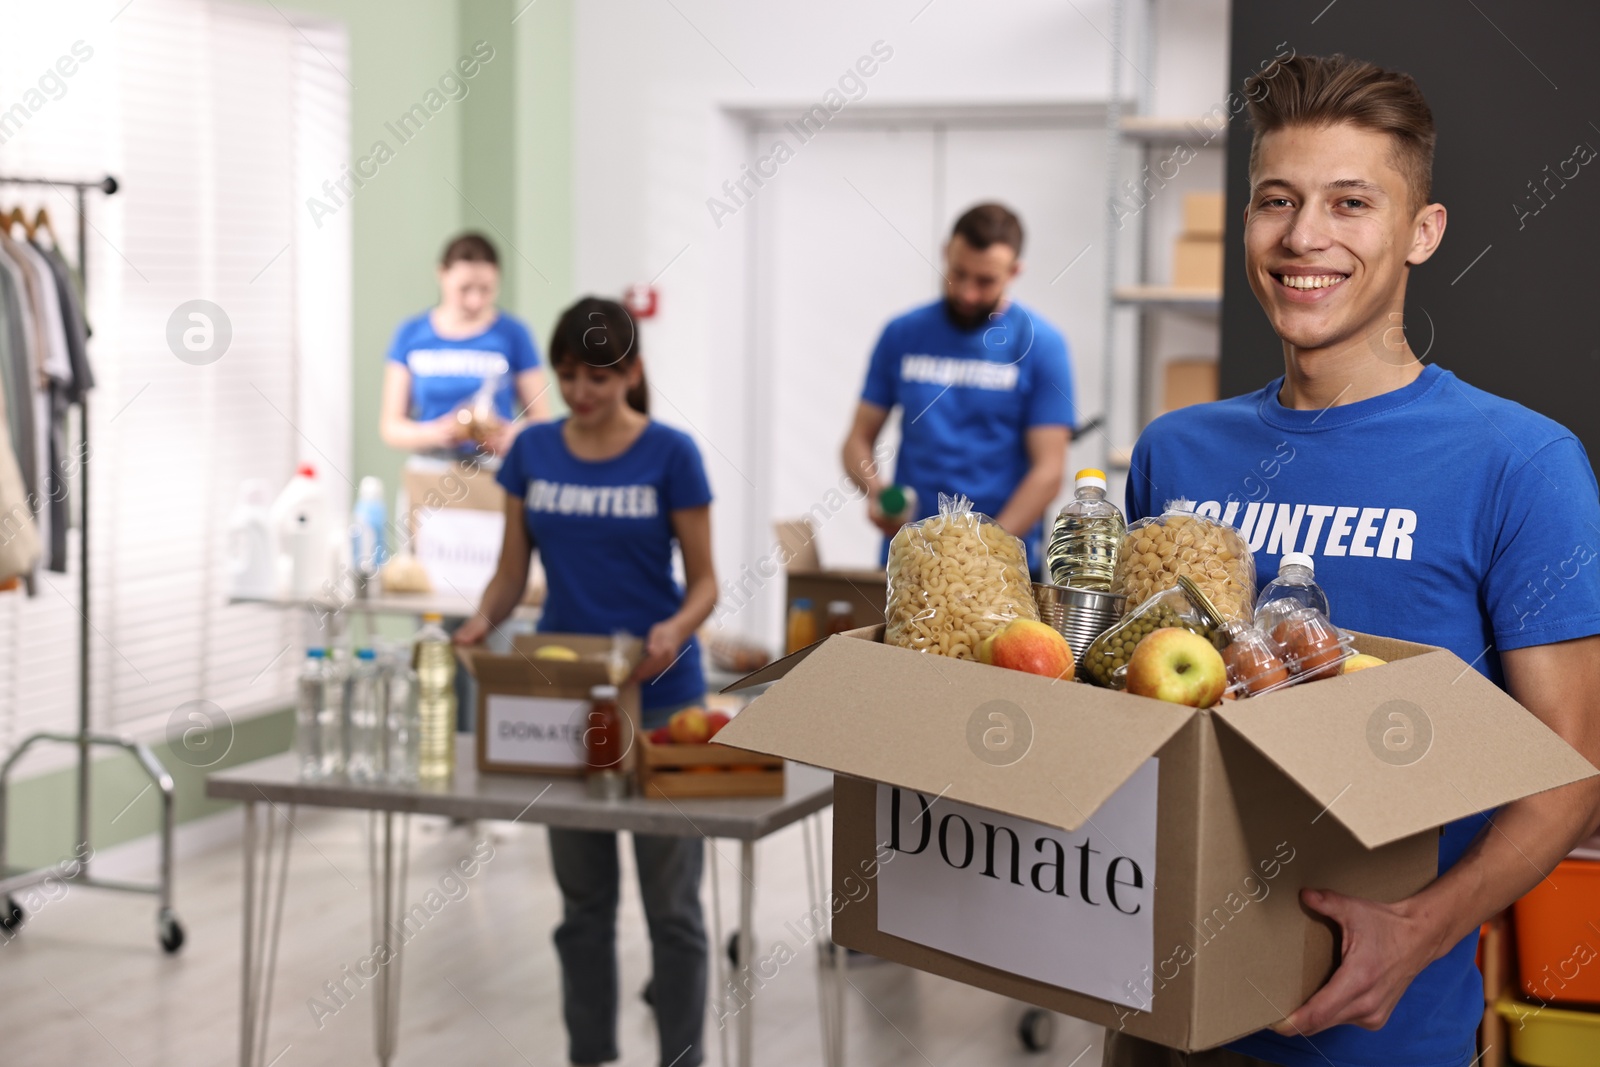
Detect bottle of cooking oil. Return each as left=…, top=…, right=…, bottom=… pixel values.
left=1046, top=468, right=1126, bottom=591
left=414, top=613, right=456, bottom=780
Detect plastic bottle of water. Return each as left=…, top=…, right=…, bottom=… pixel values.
left=350, top=476, right=387, bottom=580
left=1254, top=552, right=1332, bottom=633
left=295, top=649, right=334, bottom=779
left=344, top=648, right=382, bottom=783
left=1046, top=469, right=1127, bottom=591
left=383, top=650, right=421, bottom=786
left=415, top=614, right=456, bottom=780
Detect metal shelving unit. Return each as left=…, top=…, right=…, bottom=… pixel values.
left=0, top=173, right=184, bottom=954
left=1101, top=0, right=1227, bottom=471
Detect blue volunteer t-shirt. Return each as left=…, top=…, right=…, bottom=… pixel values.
left=495, top=420, right=713, bottom=719
left=387, top=310, right=541, bottom=424
left=861, top=299, right=1076, bottom=570
left=1128, top=363, right=1600, bottom=1067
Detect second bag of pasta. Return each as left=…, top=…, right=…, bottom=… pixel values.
left=884, top=494, right=1038, bottom=659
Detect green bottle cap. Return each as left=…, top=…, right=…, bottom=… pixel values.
left=879, top=485, right=907, bottom=516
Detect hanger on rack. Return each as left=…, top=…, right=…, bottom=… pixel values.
left=0, top=205, right=37, bottom=241
left=31, top=206, right=57, bottom=247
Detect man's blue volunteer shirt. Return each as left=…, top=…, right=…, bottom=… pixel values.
left=1127, top=363, right=1600, bottom=1067
left=861, top=299, right=1075, bottom=570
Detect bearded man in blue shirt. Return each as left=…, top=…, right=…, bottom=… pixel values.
left=1106, top=53, right=1600, bottom=1067
left=841, top=202, right=1077, bottom=574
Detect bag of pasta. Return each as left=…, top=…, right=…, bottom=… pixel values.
left=1111, top=500, right=1256, bottom=622
left=884, top=494, right=1038, bottom=659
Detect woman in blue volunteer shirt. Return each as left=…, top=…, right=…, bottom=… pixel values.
left=379, top=232, right=549, bottom=457
left=456, top=297, right=717, bottom=1067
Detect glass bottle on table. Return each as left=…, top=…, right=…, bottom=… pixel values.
left=414, top=613, right=456, bottom=780
left=585, top=684, right=628, bottom=800
left=826, top=600, right=856, bottom=636
left=786, top=598, right=818, bottom=654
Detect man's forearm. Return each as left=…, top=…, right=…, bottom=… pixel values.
left=995, top=463, right=1064, bottom=537
left=842, top=434, right=884, bottom=496
left=1412, top=778, right=1600, bottom=961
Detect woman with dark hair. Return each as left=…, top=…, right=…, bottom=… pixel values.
left=456, top=296, right=716, bottom=1067
left=380, top=231, right=550, bottom=457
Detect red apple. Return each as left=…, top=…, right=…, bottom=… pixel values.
left=1125, top=627, right=1227, bottom=708
left=705, top=711, right=731, bottom=739
left=980, top=619, right=1075, bottom=681
left=668, top=706, right=711, bottom=744
left=648, top=726, right=672, bottom=745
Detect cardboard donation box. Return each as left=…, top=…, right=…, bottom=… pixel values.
left=774, top=519, right=886, bottom=639
left=458, top=633, right=642, bottom=775
left=405, top=461, right=506, bottom=597
left=717, top=626, right=1596, bottom=1051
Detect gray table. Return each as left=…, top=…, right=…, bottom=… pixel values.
left=206, top=742, right=839, bottom=1067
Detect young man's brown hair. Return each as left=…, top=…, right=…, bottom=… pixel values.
left=1243, top=54, right=1436, bottom=214
left=951, top=201, right=1024, bottom=257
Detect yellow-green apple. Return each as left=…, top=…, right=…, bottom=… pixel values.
left=1125, top=627, right=1227, bottom=707
left=1341, top=653, right=1386, bottom=674
left=668, top=706, right=711, bottom=744
left=980, top=619, right=1075, bottom=681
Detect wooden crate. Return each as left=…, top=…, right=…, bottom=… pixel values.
left=636, top=733, right=784, bottom=799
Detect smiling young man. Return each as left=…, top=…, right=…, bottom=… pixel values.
left=1109, top=55, right=1600, bottom=1067
left=841, top=203, right=1075, bottom=574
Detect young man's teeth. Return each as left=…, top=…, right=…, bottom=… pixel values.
left=1279, top=274, right=1344, bottom=290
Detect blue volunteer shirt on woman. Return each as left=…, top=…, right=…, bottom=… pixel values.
left=387, top=311, right=541, bottom=424
left=861, top=299, right=1075, bottom=570
left=1128, top=363, right=1600, bottom=1067
left=496, top=420, right=713, bottom=720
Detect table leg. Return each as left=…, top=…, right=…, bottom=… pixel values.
left=368, top=809, right=411, bottom=1066
left=800, top=814, right=835, bottom=1064
left=239, top=800, right=294, bottom=1067
left=738, top=839, right=754, bottom=1067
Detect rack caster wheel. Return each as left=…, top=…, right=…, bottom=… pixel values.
left=158, top=908, right=185, bottom=954
left=1018, top=1008, right=1054, bottom=1053
left=0, top=896, right=22, bottom=934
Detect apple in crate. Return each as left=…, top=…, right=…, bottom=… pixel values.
left=978, top=619, right=1075, bottom=681
left=668, top=706, right=711, bottom=744
left=705, top=711, right=731, bottom=739
left=648, top=726, right=672, bottom=745
left=1125, top=627, right=1226, bottom=708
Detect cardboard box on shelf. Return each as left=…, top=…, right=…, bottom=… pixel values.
left=1161, top=358, right=1219, bottom=414
left=404, top=461, right=506, bottom=598
left=774, top=519, right=886, bottom=641
left=458, top=633, right=642, bottom=776
left=716, top=627, right=1595, bottom=1052
left=1172, top=235, right=1224, bottom=290
left=1182, top=192, right=1226, bottom=238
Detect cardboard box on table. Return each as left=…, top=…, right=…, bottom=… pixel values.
left=774, top=519, right=886, bottom=638
left=404, top=461, right=507, bottom=596
left=458, top=633, right=642, bottom=775
left=716, top=626, right=1596, bottom=1052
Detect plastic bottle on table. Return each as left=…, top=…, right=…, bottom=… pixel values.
left=1046, top=468, right=1127, bottom=591
left=1253, top=552, right=1331, bottom=634
left=415, top=613, right=456, bottom=780
left=350, top=476, right=388, bottom=581
left=344, top=648, right=382, bottom=783
left=295, top=649, right=336, bottom=779
left=786, top=598, right=818, bottom=655
left=382, top=649, right=421, bottom=786
left=271, top=463, right=333, bottom=599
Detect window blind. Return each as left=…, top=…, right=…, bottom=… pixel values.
left=0, top=1, right=351, bottom=769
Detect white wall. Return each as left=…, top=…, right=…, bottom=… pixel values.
left=571, top=0, right=1232, bottom=644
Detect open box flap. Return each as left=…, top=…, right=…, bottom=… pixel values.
left=1213, top=647, right=1599, bottom=849
left=716, top=626, right=888, bottom=693
left=714, top=630, right=1195, bottom=832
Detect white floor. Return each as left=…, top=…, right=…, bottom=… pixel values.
left=0, top=807, right=1108, bottom=1066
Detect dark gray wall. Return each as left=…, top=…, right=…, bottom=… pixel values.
left=1220, top=0, right=1599, bottom=459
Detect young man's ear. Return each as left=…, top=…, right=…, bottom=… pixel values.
left=1009, top=255, right=1023, bottom=281
left=1406, top=202, right=1447, bottom=266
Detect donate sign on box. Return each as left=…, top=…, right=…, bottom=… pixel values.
left=876, top=759, right=1158, bottom=1009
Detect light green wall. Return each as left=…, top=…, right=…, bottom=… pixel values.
left=4, top=0, right=574, bottom=870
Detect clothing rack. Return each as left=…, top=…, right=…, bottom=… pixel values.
left=0, top=173, right=184, bottom=953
